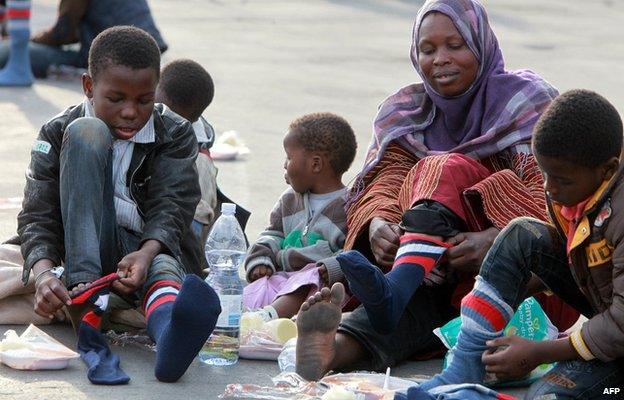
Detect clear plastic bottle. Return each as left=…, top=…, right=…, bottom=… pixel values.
left=198, top=203, right=246, bottom=366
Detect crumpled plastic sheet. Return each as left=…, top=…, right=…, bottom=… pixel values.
left=104, top=330, right=155, bottom=352
left=219, top=371, right=416, bottom=399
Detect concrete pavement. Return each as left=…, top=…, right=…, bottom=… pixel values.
left=1, top=0, right=624, bottom=398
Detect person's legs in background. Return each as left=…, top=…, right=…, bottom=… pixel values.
left=0, top=40, right=81, bottom=79
left=0, top=0, right=33, bottom=86
left=0, top=1, right=7, bottom=38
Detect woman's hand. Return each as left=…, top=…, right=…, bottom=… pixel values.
left=482, top=336, right=541, bottom=381
left=445, top=227, right=499, bottom=273
left=368, top=217, right=401, bottom=268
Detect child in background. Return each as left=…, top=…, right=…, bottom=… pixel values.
left=243, top=112, right=357, bottom=320
left=416, top=89, right=624, bottom=399
left=155, top=59, right=219, bottom=232
left=20, top=26, right=220, bottom=384
left=155, top=58, right=250, bottom=246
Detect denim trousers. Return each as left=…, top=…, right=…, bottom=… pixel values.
left=59, top=117, right=184, bottom=300
left=480, top=217, right=624, bottom=399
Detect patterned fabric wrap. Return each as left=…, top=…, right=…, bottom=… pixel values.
left=344, top=143, right=547, bottom=250
left=351, top=0, right=557, bottom=202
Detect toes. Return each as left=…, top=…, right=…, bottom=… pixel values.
left=313, top=292, right=323, bottom=302
left=70, top=283, right=85, bottom=296
left=306, top=295, right=317, bottom=306
left=300, top=301, right=310, bottom=312
left=329, top=282, right=346, bottom=305
left=319, top=287, right=331, bottom=300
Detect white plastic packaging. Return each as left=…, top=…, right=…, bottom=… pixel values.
left=0, top=324, right=79, bottom=370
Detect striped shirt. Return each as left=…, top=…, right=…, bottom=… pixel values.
left=84, top=99, right=155, bottom=232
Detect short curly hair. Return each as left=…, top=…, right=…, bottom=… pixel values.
left=289, top=112, right=357, bottom=175
left=88, top=26, right=161, bottom=81
left=159, top=59, right=214, bottom=122
left=533, top=89, right=623, bottom=168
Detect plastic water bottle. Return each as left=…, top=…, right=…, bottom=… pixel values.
left=198, top=203, right=246, bottom=366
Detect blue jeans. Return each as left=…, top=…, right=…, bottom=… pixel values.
left=480, top=217, right=624, bottom=399
left=59, top=118, right=184, bottom=298
left=0, top=41, right=80, bottom=78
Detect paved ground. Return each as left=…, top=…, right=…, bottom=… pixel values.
left=1, top=0, right=623, bottom=399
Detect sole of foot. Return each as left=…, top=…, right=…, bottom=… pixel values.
left=295, top=282, right=344, bottom=381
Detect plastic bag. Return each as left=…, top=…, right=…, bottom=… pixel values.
left=0, top=324, right=79, bottom=370
left=434, top=296, right=557, bottom=386
left=211, top=130, right=251, bottom=161
left=104, top=330, right=155, bottom=352
left=219, top=371, right=415, bottom=399
left=277, top=337, right=297, bottom=372
left=239, top=331, right=284, bottom=361
left=240, top=314, right=298, bottom=361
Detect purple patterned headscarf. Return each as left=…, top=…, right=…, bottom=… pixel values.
left=353, top=0, right=557, bottom=194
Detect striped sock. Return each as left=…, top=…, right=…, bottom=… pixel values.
left=144, top=275, right=220, bottom=382
left=0, top=0, right=33, bottom=86
left=420, top=277, right=513, bottom=391
left=71, top=273, right=130, bottom=385
left=143, top=279, right=181, bottom=343
left=338, top=233, right=449, bottom=334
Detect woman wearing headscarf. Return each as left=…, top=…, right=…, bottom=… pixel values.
left=296, top=0, right=576, bottom=381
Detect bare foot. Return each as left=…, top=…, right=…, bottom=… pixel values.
left=68, top=282, right=92, bottom=297
left=296, top=282, right=345, bottom=381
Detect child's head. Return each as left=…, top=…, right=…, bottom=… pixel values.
left=533, top=89, right=622, bottom=207
left=82, top=26, right=161, bottom=140
left=155, top=59, right=214, bottom=122
left=283, top=112, right=357, bottom=194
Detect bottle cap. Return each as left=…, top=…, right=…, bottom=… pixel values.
left=221, top=203, right=236, bottom=215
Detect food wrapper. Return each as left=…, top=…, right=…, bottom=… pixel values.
left=219, top=371, right=415, bottom=399
left=239, top=331, right=284, bottom=361
left=239, top=314, right=298, bottom=361
left=0, top=324, right=79, bottom=370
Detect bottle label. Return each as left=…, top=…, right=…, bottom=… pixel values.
left=216, top=294, right=242, bottom=328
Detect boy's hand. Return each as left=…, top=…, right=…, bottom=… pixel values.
left=482, top=336, right=540, bottom=381
left=33, top=260, right=71, bottom=319
left=369, top=217, right=401, bottom=268
left=249, top=265, right=273, bottom=282
left=113, top=250, right=152, bottom=296
left=113, top=240, right=162, bottom=296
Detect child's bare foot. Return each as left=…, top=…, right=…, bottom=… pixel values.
left=296, top=282, right=344, bottom=381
